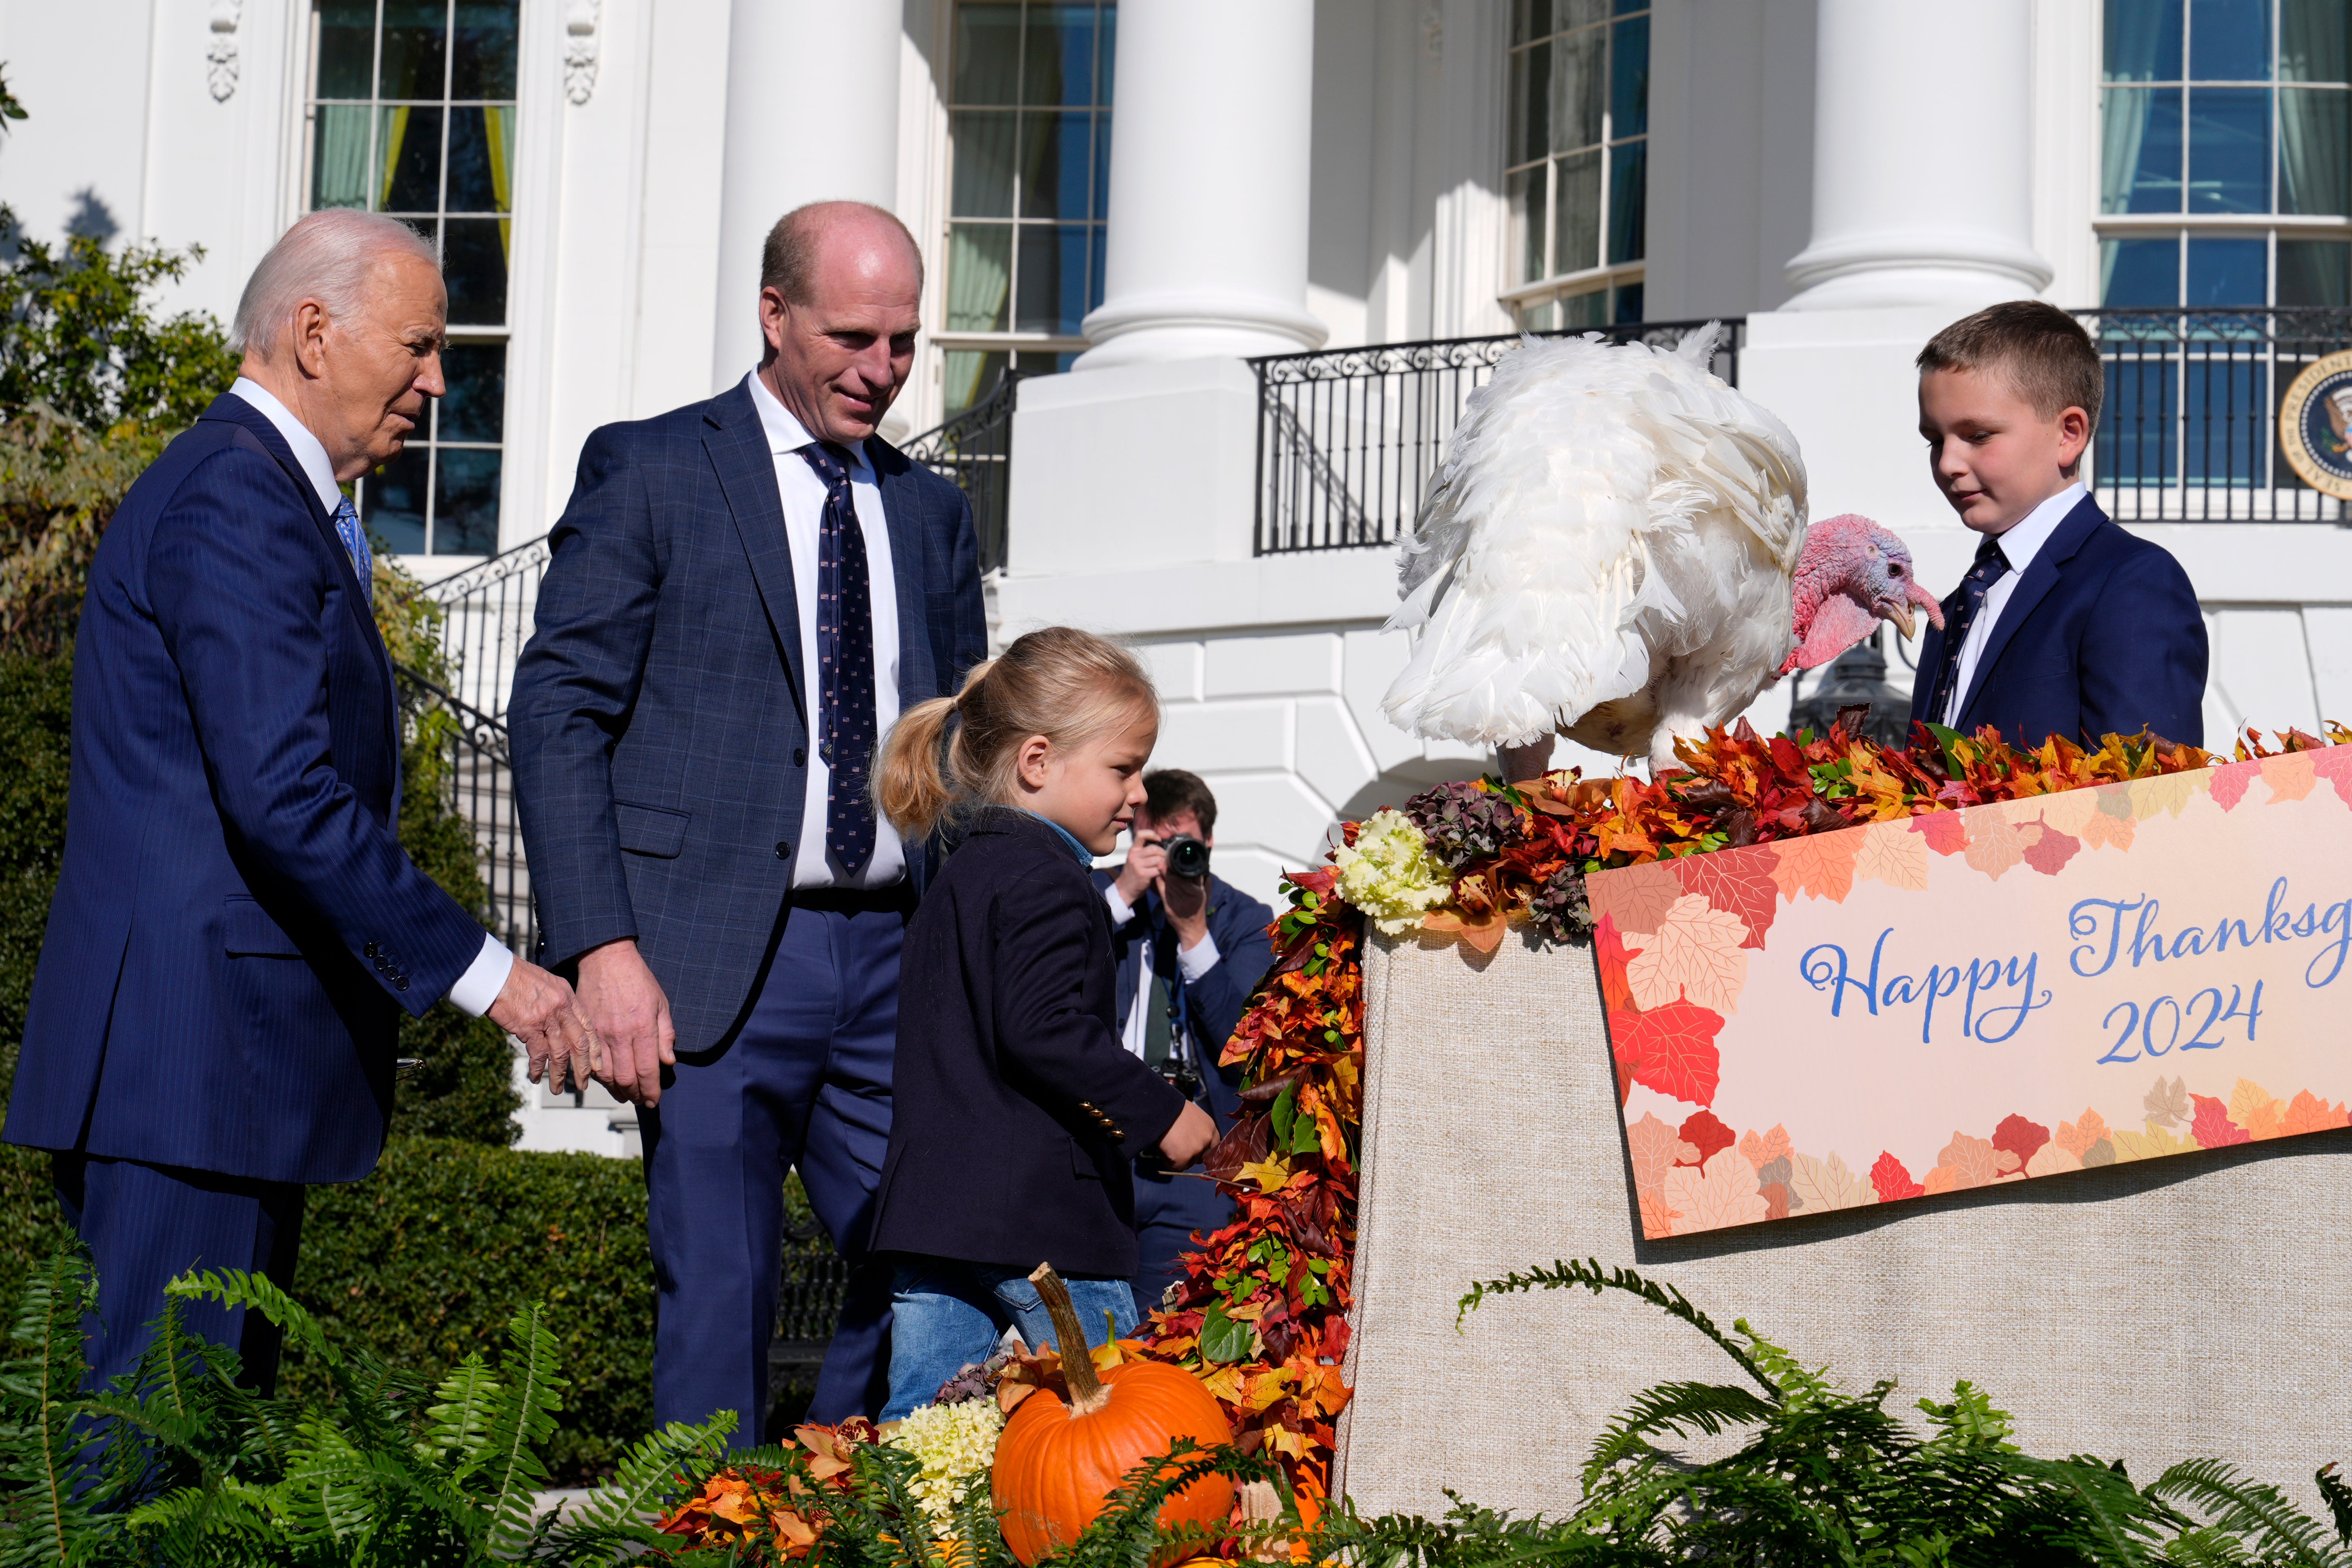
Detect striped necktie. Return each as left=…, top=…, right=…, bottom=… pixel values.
left=332, top=495, right=373, bottom=608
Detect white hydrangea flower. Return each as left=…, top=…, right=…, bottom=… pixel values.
left=886, top=1399, right=1006, bottom=1525
left=1330, top=808, right=1454, bottom=934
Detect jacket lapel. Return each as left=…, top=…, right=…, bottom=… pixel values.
left=703, top=383, right=808, bottom=729
left=1957, top=493, right=2107, bottom=727
left=867, top=441, right=936, bottom=708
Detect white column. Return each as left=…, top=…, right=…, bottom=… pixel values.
left=1779, top=0, right=2052, bottom=313
left=1076, top=0, right=1326, bottom=369
left=708, top=1, right=902, bottom=391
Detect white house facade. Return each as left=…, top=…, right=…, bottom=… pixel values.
left=5, top=0, right=2348, bottom=1150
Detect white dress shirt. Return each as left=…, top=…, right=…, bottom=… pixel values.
left=1941, top=481, right=2085, bottom=727
left=1101, top=882, right=1222, bottom=1059
left=745, top=372, right=906, bottom=891
left=228, top=378, right=514, bottom=1018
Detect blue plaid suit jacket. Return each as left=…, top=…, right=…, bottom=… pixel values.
left=509, top=380, right=987, bottom=1052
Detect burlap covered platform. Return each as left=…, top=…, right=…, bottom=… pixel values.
left=1336, top=925, right=2352, bottom=1517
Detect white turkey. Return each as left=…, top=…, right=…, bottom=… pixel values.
left=1381, top=326, right=1943, bottom=773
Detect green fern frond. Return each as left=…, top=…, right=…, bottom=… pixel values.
left=165, top=1266, right=337, bottom=1370
left=1999, top=1454, right=2172, bottom=1568
left=1730, top=1319, right=1834, bottom=1410
left=0, top=1247, right=104, bottom=1564
left=1581, top=1380, right=1775, bottom=1490
left=479, top=1301, right=566, bottom=1556
left=1915, top=1379, right=2018, bottom=1453
left=418, top=1352, right=500, bottom=1479
left=2318, top=1463, right=2352, bottom=1549
left=2151, top=1457, right=2349, bottom=1568
left=2164, top=1525, right=2258, bottom=1565
left=539, top=1412, right=735, bottom=1559
left=1456, top=1258, right=1776, bottom=1397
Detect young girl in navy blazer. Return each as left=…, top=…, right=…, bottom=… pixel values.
left=868, top=627, right=1219, bottom=1419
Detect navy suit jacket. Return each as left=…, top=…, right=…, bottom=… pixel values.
left=4, top=395, right=486, bottom=1184
left=508, top=380, right=986, bottom=1052
left=870, top=810, right=1191, bottom=1278
left=1096, top=872, right=1276, bottom=1133
left=1907, top=494, right=2207, bottom=750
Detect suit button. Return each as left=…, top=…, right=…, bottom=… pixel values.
left=375, top=957, right=389, bottom=971
left=395, top=976, right=409, bottom=992
left=794, top=748, right=807, bottom=767
left=775, top=840, right=793, bottom=860
left=364, top=942, right=378, bottom=958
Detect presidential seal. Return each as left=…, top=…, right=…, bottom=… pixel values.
left=2279, top=348, right=2352, bottom=501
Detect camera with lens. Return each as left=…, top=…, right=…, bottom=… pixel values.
left=1162, top=833, right=1211, bottom=880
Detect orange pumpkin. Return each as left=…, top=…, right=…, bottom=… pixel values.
left=990, top=1263, right=1236, bottom=1564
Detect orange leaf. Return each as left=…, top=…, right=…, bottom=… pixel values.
left=1770, top=832, right=1859, bottom=902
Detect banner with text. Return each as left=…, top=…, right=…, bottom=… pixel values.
left=1588, top=746, right=2352, bottom=1238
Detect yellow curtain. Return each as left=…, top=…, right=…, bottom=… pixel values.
left=377, top=107, right=410, bottom=209
left=484, top=106, right=515, bottom=257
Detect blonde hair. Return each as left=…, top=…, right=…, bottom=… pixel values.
left=875, top=626, right=1158, bottom=841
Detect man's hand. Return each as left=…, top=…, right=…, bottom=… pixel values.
left=1112, top=835, right=1167, bottom=905
left=1159, top=866, right=1210, bottom=950
left=1157, top=1100, right=1218, bottom=1169
left=491, top=960, right=599, bottom=1097
left=576, top=938, right=677, bottom=1108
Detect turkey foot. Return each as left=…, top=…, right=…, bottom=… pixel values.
left=1499, top=737, right=1555, bottom=783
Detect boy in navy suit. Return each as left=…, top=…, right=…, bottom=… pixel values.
left=1908, top=301, right=2207, bottom=748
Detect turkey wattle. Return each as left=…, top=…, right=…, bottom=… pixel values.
left=1380, top=327, right=1943, bottom=772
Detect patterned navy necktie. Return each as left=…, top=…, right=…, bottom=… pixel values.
left=799, top=441, right=879, bottom=878
left=1923, top=533, right=2011, bottom=726
left=332, top=495, right=372, bottom=608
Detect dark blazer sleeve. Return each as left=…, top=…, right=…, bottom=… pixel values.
left=1188, top=881, right=1278, bottom=1067
left=940, top=483, right=987, bottom=691
left=2079, top=545, right=2208, bottom=748
left=146, top=449, right=484, bottom=1014
left=993, top=869, right=1190, bottom=1149
left=509, top=426, right=662, bottom=968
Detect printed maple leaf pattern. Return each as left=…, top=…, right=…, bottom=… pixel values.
left=1626, top=1112, right=1688, bottom=1238
left=1594, top=917, right=1640, bottom=1015
left=2030, top=787, right=2098, bottom=838
left=1672, top=852, right=1780, bottom=950
left=1613, top=1001, right=1724, bottom=1107
left=2019, top=819, right=2081, bottom=876
left=1625, top=894, right=1749, bottom=1014
left=1738, top=1124, right=1793, bottom=1169
left=1593, top=859, right=1684, bottom=936
left=2131, top=770, right=2206, bottom=820
left=2262, top=749, right=2318, bottom=804
left=1991, top=1114, right=2049, bottom=1167
left=2313, top=745, right=2352, bottom=807
left=2143, top=1076, right=2190, bottom=1129
left=1677, top=1110, right=1736, bottom=1169
left=2189, top=1094, right=2250, bottom=1148
left=2111, top=1122, right=2193, bottom=1161
left=2228, top=1078, right=2286, bottom=1141
left=1961, top=809, right=2024, bottom=879
left=1769, top=832, right=1858, bottom=902
left=1790, top=1151, right=1873, bottom=1212
left=2078, top=793, right=2136, bottom=852
left=1911, top=811, right=1969, bottom=856
left=1870, top=1151, right=1924, bottom=1202
left=2024, top=1141, right=2079, bottom=1176
left=1853, top=823, right=1931, bottom=892
left=2281, top=1089, right=2351, bottom=1136
left=2209, top=759, right=2260, bottom=811
left=2056, top=1108, right=2110, bottom=1157
left=1922, top=1131, right=2008, bottom=1194
left=1664, top=1148, right=1769, bottom=1233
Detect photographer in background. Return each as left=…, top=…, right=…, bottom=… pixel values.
left=1097, top=771, right=1276, bottom=1317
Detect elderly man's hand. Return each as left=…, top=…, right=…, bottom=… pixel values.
left=491, top=959, right=599, bottom=1095
left=575, top=939, right=677, bottom=1108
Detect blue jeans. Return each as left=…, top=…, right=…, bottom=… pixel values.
left=882, top=1258, right=1138, bottom=1421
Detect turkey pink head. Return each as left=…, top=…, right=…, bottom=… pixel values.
left=1778, top=513, right=1946, bottom=676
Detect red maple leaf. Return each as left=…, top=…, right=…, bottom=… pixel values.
left=2209, top=761, right=2259, bottom=812
left=2190, top=1093, right=2250, bottom=1148
left=1910, top=812, right=1969, bottom=856
left=1990, top=1113, right=2049, bottom=1167
left=1616, top=1001, right=1724, bottom=1108
left=2020, top=825, right=2080, bottom=876
left=1870, top=1150, right=1924, bottom=1201
left=1594, top=915, right=1641, bottom=1016
left=1605, top=1009, right=1641, bottom=1106
left=2312, top=745, right=2352, bottom=807
left=1672, top=850, right=1781, bottom=951
left=1677, top=1108, right=1735, bottom=1168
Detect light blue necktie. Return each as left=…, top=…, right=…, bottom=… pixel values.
left=332, top=495, right=373, bottom=607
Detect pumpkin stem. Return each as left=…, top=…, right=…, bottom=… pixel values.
left=1028, top=1263, right=1110, bottom=1415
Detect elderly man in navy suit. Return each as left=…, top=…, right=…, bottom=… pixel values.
left=510, top=201, right=986, bottom=1439
left=1096, top=771, right=1276, bottom=1318
left=4, top=209, right=595, bottom=1395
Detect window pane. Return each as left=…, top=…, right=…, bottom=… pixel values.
left=1512, top=0, right=1551, bottom=47
left=2100, top=355, right=2178, bottom=482
left=2184, top=358, right=2262, bottom=483
left=2102, top=87, right=2184, bottom=211
left=2279, top=238, right=2352, bottom=304
left=439, top=341, right=506, bottom=443
left=1019, top=111, right=1093, bottom=219
left=1607, top=140, right=1647, bottom=262
left=1552, top=27, right=1604, bottom=152
left=378, top=106, right=442, bottom=211
left=445, top=107, right=514, bottom=213
left=2188, top=0, right=2269, bottom=81
left=313, top=105, right=372, bottom=209
left=2106, top=0, right=2184, bottom=80
left=951, top=111, right=1017, bottom=216
left=316, top=0, right=377, bottom=99
left=1567, top=0, right=1608, bottom=26
left=1613, top=0, right=1644, bottom=14
left=1089, top=224, right=1106, bottom=312
left=1024, top=4, right=1097, bottom=107
left=1095, top=5, right=1114, bottom=104
left=2282, top=0, right=2351, bottom=83
left=1014, top=224, right=1089, bottom=334
left=2279, top=87, right=2350, bottom=213
left=451, top=0, right=520, bottom=98
left=1613, top=279, right=1644, bottom=322
left=943, top=349, right=1007, bottom=418
left=1519, top=298, right=1557, bottom=331
left=945, top=224, right=1012, bottom=331
left=1507, top=166, right=1549, bottom=283
left=1093, top=113, right=1112, bottom=219
left=362, top=448, right=430, bottom=555
left=1562, top=287, right=1608, bottom=328
left=433, top=448, right=501, bottom=554
left=1611, top=15, right=1649, bottom=138
left=1555, top=150, right=1601, bottom=273
left=2186, top=85, right=2271, bottom=211
left=2101, top=235, right=2181, bottom=304
left=444, top=217, right=509, bottom=325
left=379, top=0, right=449, bottom=99
left=955, top=2, right=1023, bottom=104
left=1511, top=42, right=1553, bottom=165
left=2186, top=234, right=2267, bottom=302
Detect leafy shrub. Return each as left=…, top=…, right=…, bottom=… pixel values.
left=0, top=652, right=70, bottom=1107
left=0, top=227, right=239, bottom=432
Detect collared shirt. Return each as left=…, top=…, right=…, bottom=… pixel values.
left=1102, top=880, right=1222, bottom=1060
left=227, top=379, right=513, bottom=1017
left=1026, top=810, right=1098, bottom=867
left=1941, top=482, right=2086, bottom=726
left=746, top=371, right=905, bottom=891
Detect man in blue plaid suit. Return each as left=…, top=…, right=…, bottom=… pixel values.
left=510, top=202, right=986, bottom=1437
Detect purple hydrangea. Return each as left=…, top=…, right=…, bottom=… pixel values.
left=1528, top=865, right=1593, bottom=945
left=1403, top=780, right=1526, bottom=870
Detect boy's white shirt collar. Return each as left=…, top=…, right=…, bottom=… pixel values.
left=1984, top=480, right=2086, bottom=573
left=746, top=371, right=875, bottom=477
left=228, top=377, right=344, bottom=515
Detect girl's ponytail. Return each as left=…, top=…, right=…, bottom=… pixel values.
left=873, top=660, right=992, bottom=843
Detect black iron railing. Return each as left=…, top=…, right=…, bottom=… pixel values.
left=2070, top=306, right=2352, bottom=522
left=421, top=536, right=551, bottom=722
left=396, top=670, right=535, bottom=957
left=903, top=371, right=1022, bottom=573
left=1250, top=319, right=1746, bottom=556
